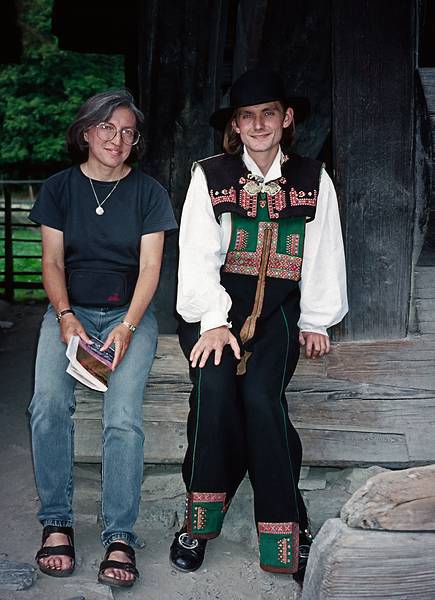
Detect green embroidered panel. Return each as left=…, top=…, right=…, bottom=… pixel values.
left=223, top=192, right=306, bottom=281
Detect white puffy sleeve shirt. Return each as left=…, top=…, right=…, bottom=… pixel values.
left=177, top=150, right=348, bottom=336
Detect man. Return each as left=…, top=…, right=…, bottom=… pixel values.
left=170, top=68, right=347, bottom=581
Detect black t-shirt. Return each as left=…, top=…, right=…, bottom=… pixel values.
left=30, top=165, right=177, bottom=272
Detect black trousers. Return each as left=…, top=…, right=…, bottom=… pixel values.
left=178, top=291, right=308, bottom=530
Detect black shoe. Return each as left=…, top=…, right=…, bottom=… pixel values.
left=169, top=527, right=208, bottom=572
left=293, top=529, right=313, bottom=585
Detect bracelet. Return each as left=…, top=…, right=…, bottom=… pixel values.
left=121, top=320, right=137, bottom=333
left=56, top=308, right=75, bottom=322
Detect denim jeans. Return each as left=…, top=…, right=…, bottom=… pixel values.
left=28, top=303, right=158, bottom=547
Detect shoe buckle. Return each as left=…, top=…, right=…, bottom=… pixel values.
left=179, top=532, right=199, bottom=550
left=299, top=544, right=311, bottom=559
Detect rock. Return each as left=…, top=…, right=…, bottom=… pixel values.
left=299, top=467, right=327, bottom=491
left=62, top=581, right=114, bottom=599
left=302, top=466, right=388, bottom=534
left=0, top=560, right=36, bottom=591
left=141, top=470, right=186, bottom=501
left=302, top=518, right=435, bottom=600
left=344, top=465, right=389, bottom=495
left=341, top=464, right=435, bottom=530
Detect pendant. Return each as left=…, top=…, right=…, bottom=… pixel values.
left=96, top=206, right=104, bottom=216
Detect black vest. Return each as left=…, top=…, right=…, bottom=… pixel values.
left=197, top=152, right=322, bottom=223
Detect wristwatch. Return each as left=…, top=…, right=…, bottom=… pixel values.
left=56, top=308, right=75, bottom=322
left=121, top=320, right=137, bottom=333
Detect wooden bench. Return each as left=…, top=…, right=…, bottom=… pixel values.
left=74, top=332, right=435, bottom=467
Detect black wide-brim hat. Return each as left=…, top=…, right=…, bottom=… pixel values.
left=209, top=68, right=310, bottom=131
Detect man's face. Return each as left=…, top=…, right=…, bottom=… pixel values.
left=232, top=101, right=293, bottom=157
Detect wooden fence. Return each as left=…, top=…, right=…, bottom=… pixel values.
left=0, top=181, right=43, bottom=302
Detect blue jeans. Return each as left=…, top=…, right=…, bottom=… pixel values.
left=28, top=303, right=158, bottom=547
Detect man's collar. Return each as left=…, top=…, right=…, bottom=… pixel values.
left=242, top=147, right=283, bottom=183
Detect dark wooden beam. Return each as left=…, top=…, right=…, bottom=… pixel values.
left=136, top=0, right=230, bottom=331
left=258, top=0, right=332, bottom=161
left=332, top=0, right=416, bottom=340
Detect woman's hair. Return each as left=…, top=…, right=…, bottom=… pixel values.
left=223, top=102, right=296, bottom=155
left=66, top=89, right=145, bottom=164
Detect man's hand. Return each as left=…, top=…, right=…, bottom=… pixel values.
left=60, top=314, right=91, bottom=346
left=190, top=326, right=241, bottom=368
left=100, top=324, right=134, bottom=370
left=299, top=331, right=330, bottom=359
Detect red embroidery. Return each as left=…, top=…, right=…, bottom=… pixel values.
left=286, top=234, right=300, bottom=256
left=239, top=190, right=257, bottom=217
left=191, top=492, right=226, bottom=503
left=234, top=229, right=249, bottom=251
left=258, top=522, right=296, bottom=534
left=289, top=187, right=317, bottom=207
left=267, top=190, right=286, bottom=219
left=223, top=222, right=302, bottom=281
left=210, top=187, right=237, bottom=206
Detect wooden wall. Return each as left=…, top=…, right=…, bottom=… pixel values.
left=332, top=0, right=417, bottom=340
left=136, top=0, right=230, bottom=331
left=51, top=0, right=426, bottom=341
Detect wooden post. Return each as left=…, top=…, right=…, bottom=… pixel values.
left=3, top=187, right=13, bottom=302
left=332, top=0, right=416, bottom=340
left=136, top=0, right=230, bottom=331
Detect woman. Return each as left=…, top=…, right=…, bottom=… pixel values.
left=28, top=89, right=177, bottom=588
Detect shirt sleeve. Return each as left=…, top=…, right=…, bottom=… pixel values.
left=141, top=179, right=178, bottom=235
left=176, top=164, right=232, bottom=334
left=28, top=176, right=65, bottom=231
left=298, top=168, right=348, bottom=336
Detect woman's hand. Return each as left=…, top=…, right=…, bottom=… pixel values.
left=299, top=331, right=330, bottom=359
left=59, top=313, right=91, bottom=345
left=100, top=324, right=133, bottom=370
left=190, top=326, right=241, bottom=368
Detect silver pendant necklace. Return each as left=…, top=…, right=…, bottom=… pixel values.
left=89, top=176, right=121, bottom=215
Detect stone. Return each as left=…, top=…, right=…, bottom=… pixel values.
left=341, top=464, right=435, bottom=530
left=302, top=518, right=435, bottom=600
left=0, top=560, right=36, bottom=591
left=141, top=470, right=186, bottom=501
left=62, top=581, right=114, bottom=599
left=299, top=467, right=327, bottom=491
left=302, top=466, right=388, bottom=534
left=343, top=465, right=388, bottom=495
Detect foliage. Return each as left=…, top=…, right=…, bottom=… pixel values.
left=0, top=0, right=124, bottom=178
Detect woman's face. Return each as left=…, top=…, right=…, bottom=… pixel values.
left=85, top=107, right=136, bottom=169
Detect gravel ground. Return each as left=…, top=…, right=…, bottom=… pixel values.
left=0, top=303, right=302, bottom=600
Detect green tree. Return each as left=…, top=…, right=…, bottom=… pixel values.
left=0, top=0, right=124, bottom=178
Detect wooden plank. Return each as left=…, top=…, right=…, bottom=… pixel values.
left=299, top=429, right=409, bottom=466
left=303, top=519, right=435, bottom=600
left=332, top=0, right=416, bottom=340
left=73, top=336, right=435, bottom=465
left=74, top=415, right=412, bottom=467
left=419, top=68, right=435, bottom=110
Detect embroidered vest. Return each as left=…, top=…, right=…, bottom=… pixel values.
left=197, top=152, right=322, bottom=224
left=197, top=152, right=322, bottom=282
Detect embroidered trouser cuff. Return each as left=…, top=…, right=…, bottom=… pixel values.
left=186, top=492, right=228, bottom=539
left=258, top=522, right=299, bottom=573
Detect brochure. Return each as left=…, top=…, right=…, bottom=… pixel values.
left=66, top=335, right=114, bottom=392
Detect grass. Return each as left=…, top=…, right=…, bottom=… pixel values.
left=0, top=223, right=47, bottom=302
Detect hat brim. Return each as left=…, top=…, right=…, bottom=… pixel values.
left=209, top=96, right=311, bottom=131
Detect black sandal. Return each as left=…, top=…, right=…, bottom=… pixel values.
left=97, top=542, right=139, bottom=588
left=35, top=525, right=75, bottom=577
